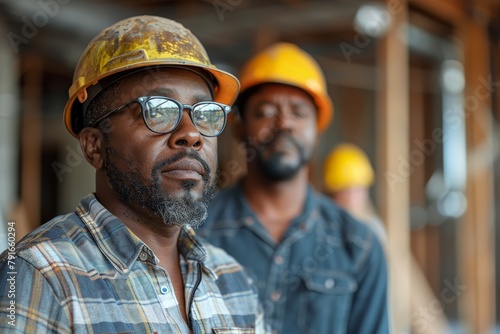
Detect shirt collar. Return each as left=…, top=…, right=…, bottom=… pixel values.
left=233, top=182, right=319, bottom=240
left=178, top=226, right=207, bottom=262
left=179, top=227, right=218, bottom=280
left=76, top=194, right=215, bottom=277
left=230, top=182, right=276, bottom=245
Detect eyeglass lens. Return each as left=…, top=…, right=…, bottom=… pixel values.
left=142, top=97, right=226, bottom=136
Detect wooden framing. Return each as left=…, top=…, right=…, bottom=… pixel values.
left=376, top=0, right=411, bottom=332
left=412, top=0, right=466, bottom=24
left=459, top=16, right=496, bottom=334
left=18, top=57, right=43, bottom=239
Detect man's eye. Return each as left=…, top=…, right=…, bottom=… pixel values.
left=292, top=108, right=309, bottom=119
left=257, top=105, right=278, bottom=118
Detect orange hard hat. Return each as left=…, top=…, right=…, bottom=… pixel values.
left=324, top=143, right=374, bottom=192
left=64, top=15, right=240, bottom=137
left=237, top=42, right=333, bottom=131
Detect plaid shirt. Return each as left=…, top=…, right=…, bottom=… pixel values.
left=0, top=194, right=264, bottom=333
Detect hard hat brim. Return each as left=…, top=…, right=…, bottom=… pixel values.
left=64, top=62, right=240, bottom=138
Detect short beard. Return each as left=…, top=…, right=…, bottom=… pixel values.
left=103, top=140, right=216, bottom=229
left=251, top=132, right=311, bottom=181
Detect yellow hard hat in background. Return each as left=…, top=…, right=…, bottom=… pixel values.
left=64, top=15, right=240, bottom=137
left=237, top=42, right=333, bottom=132
left=324, top=143, right=374, bottom=192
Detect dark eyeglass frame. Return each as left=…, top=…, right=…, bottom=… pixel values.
left=91, top=96, right=232, bottom=137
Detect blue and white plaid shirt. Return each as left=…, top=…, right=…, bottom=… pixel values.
left=0, top=194, right=264, bottom=333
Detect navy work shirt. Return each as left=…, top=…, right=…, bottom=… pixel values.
left=199, top=183, right=389, bottom=334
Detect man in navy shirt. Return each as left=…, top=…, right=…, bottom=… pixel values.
left=200, top=42, right=389, bottom=333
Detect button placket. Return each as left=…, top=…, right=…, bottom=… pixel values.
left=270, top=291, right=282, bottom=302
left=264, top=241, right=293, bottom=334
left=153, top=266, right=176, bottom=309
left=274, top=255, right=284, bottom=265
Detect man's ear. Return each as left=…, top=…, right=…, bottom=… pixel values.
left=79, top=127, right=105, bottom=170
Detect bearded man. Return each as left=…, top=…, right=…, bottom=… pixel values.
left=0, top=16, right=264, bottom=333
left=200, top=43, right=389, bottom=334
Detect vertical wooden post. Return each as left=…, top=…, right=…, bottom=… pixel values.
left=459, top=15, right=495, bottom=334
left=377, top=1, right=411, bottom=332
left=19, top=57, right=43, bottom=238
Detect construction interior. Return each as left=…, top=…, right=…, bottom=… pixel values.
left=1, top=0, right=500, bottom=332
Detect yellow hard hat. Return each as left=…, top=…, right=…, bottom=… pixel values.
left=237, top=42, right=333, bottom=132
left=324, top=143, right=374, bottom=192
left=64, top=15, right=240, bottom=137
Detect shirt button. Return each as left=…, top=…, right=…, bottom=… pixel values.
left=325, top=278, right=335, bottom=289
left=139, top=252, right=148, bottom=261
left=160, top=286, right=169, bottom=294
left=274, top=255, right=284, bottom=265
left=270, top=291, right=281, bottom=302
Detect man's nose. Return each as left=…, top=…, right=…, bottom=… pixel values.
left=167, top=110, right=203, bottom=149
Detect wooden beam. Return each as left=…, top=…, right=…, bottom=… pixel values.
left=412, top=0, right=500, bottom=26
left=459, top=15, right=496, bottom=334
left=411, top=0, right=467, bottom=25
left=19, top=57, right=43, bottom=239
left=376, top=1, right=411, bottom=332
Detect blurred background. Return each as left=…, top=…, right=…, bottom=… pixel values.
left=0, top=0, right=499, bottom=333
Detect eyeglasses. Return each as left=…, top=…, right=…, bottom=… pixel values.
left=91, top=96, right=232, bottom=137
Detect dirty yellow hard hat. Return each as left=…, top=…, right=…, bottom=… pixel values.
left=64, top=15, right=240, bottom=137
left=237, top=42, right=333, bottom=132
left=324, top=143, right=374, bottom=192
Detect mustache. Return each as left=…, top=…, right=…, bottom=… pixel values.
left=152, top=150, right=211, bottom=181
left=263, top=131, right=302, bottom=151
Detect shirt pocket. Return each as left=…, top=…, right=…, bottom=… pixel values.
left=213, top=328, right=255, bottom=334
left=298, top=271, right=357, bottom=334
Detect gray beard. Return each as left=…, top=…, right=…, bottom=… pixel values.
left=153, top=185, right=210, bottom=229
left=103, top=146, right=215, bottom=229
